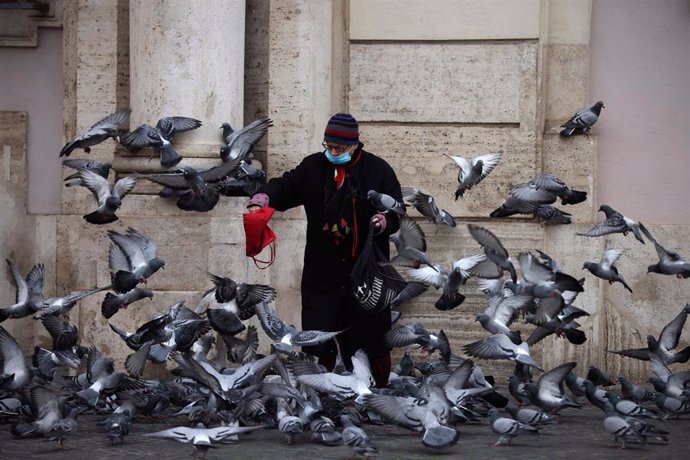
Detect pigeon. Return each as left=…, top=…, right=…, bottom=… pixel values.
left=143, top=424, right=263, bottom=459
left=33, top=315, right=82, bottom=379
left=389, top=216, right=437, bottom=270
left=587, top=365, right=615, bottom=387
left=120, top=116, right=202, bottom=167
left=341, top=414, right=379, bottom=458
left=76, top=169, right=136, bottom=224
left=578, top=205, right=647, bottom=244
left=294, top=349, right=374, bottom=402
left=385, top=324, right=451, bottom=362
left=254, top=302, right=342, bottom=353
left=98, top=410, right=132, bottom=443
left=76, top=349, right=144, bottom=406
left=276, top=398, right=303, bottom=445
left=219, top=116, right=273, bottom=162
left=59, top=108, right=131, bottom=157
left=62, top=159, right=112, bottom=187
left=0, top=325, right=32, bottom=390
left=655, top=394, right=690, bottom=419
left=582, top=245, right=633, bottom=293
left=605, top=392, right=659, bottom=419
left=641, top=227, right=690, bottom=278
left=467, top=224, right=517, bottom=283
left=367, top=190, right=406, bottom=216
left=401, top=186, right=455, bottom=227
left=582, top=380, right=610, bottom=411
left=108, top=228, right=165, bottom=293
left=463, top=334, right=542, bottom=371
left=408, top=254, right=485, bottom=310
left=11, top=385, right=79, bottom=447
left=443, top=359, right=500, bottom=407
left=197, top=272, right=277, bottom=322
left=140, top=156, right=244, bottom=212
left=617, top=375, right=654, bottom=403
left=363, top=393, right=459, bottom=449
left=522, top=362, right=582, bottom=412
left=525, top=304, right=588, bottom=346
left=443, top=151, right=502, bottom=200
left=535, top=205, right=572, bottom=225
left=519, top=252, right=584, bottom=299
left=488, top=408, right=538, bottom=446
left=475, top=293, right=532, bottom=344
left=504, top=404, right=555, bottom=427
left=0, top=260, right=45, bottom=322
left=610, top=304, right=690, bottom=366
left=602, top=407, right=646, bottom=448
left=490, top=174, right=587, bottom=217
left=35, top=287, right=106, bottom=319
left=560, top=101, right=604, bottom=137
left=100, top=287, right=154, bottom=319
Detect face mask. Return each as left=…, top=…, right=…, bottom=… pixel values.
left=324, top=149, right=352, bottom=165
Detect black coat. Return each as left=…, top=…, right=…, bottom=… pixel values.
left=255, top=145, right=402, bottom=360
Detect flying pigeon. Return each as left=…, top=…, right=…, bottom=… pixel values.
left=560, top=101, right=604, bottom=137
left=120, top=116, right=202, bottom=167
left=76, top=169, right=136, bottom=224
left=143, top=424, right=262, bottom=459
left=463, top=334, right=542, bottom=371
left=108, top=227, right=165, bottom=293
left=389, top=216, right=437, bottom=270
left=641, top=226, right=690, bottom=278
left=578, top=205, right=647, bottom=244
left=401, top=186, right=455, bottom=227
left=522, top=362, right=582, bottom=412
left=62, top=159, right=112, bottom=187
left=219, top=116, right=273, bottom=162
left=0, top=260, right=45, bottom=322
left=100, top=287, right=153, bottom=319
left=582, top=245, right=633, bottom=293
left=467, top=224, right=517, bottom=283
left=443, top=151, right=502, bottom=200
left=60, top=108, right=131, bottom=157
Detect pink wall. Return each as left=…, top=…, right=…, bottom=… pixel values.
left=590, top=0, right=690, bottom=224
left=0, top=28, right=63, bottom=214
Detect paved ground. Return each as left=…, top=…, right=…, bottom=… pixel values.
left=1, top=402, right=689, bottom=460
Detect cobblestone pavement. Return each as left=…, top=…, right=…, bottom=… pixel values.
left=1, top=402, right=689, bottom=460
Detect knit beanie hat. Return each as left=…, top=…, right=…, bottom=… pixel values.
left=324, top=113, right=359, bottom=145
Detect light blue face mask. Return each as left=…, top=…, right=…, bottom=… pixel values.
left=324, top=148, right=352, bottom=165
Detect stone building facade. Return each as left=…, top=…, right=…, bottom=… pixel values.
left=1, top=0, right=688, bottom=380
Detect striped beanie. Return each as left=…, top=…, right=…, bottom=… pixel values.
left=324, top=113, right=359, bottom=145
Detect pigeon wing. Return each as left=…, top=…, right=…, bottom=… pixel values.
left=254, top=302, right=287, bottom=341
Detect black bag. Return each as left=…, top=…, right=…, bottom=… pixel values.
left=350, top=223, right=407, bottom=314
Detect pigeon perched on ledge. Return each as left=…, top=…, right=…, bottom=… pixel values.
left=560, top=101, right=604, bottom=137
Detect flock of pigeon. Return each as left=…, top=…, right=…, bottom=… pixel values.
left=0, top=100, right=689, bottom=458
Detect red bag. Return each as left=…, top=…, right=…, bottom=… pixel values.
left=243, top=207, right=276, bottom=269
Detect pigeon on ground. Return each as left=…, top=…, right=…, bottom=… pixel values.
left=76, top=349, right=144, bottom=406
left=489, top=408, right=538, bottom=446
left=617, top=375, right=654, bottom=403
left=101, top=287, right=153, bottom=319
left=341, top=414, right=379, bottom=458
left=0, top=260, right=45, bottom=322
left=98, top=410, right=132, bottom=443
left=11, top=385, right=79, bottom=448
left=76, top=169, right=136, bottom=224
left=586, top=365, right=614, bottom=387
left=560, top=101, right=604, bottom=137
left=504, top=404, right=554, bottom=427
left=294, top=349, right=374, bottom=402
left=655, top=394, right=690, bottom=419
left=578, top=205, right=647, bottom=244
left=120, top=116, right=202, bottom=167
left=463, top=334, right=542, bottom=371
left=367, top=190, right=406, bottom=216
left=443, top=151, right=502, bottom=200
left=605, top=392, right=659, bottom=419
left=0, top=325, right=32, bottom=390
left=143, top=424, right=262, bottom=459
left=62, top=159, right=112, bottom=187
left=140, top=156, right=244, bottom=212
left=523, top=362, right=581, bottom=412
left=219, top=116, right=273, bottom=162
left=401, top=186, right=455, bottom=227
left=60, top=108, right=131, bottom=157
left=108, top=228, right=165, bottom=293
left=363, top=393, right=459, bottom=449
left=467, top=224, right=517, bottom=283
left=582, top=246, right=633, bottom=293
left=641, top=226, right=690, bottom=278
left=582, top=380, right=610, bottom=411
left=602, top=407, right=646, bottom=449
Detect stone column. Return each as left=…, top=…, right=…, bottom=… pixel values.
left=120, top=0, right=245, bottom=171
